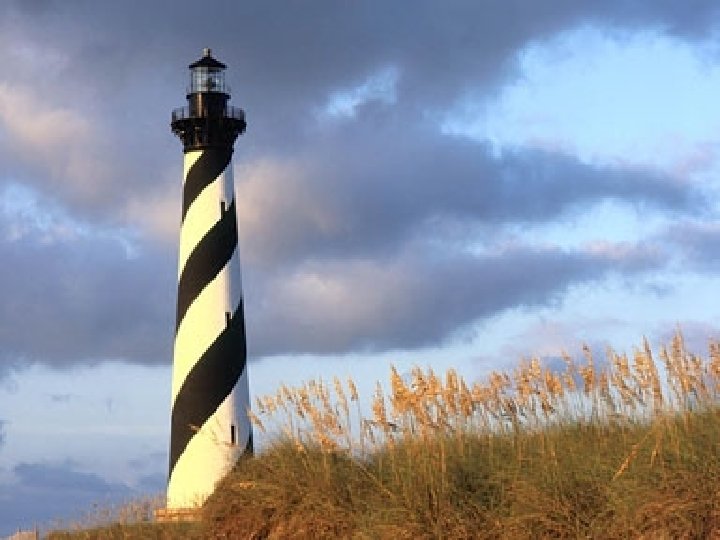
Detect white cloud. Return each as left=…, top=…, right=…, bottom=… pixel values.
left=443, top=25, right=720, bottom=178
left=0, top=181, right=139, bottom=256
left=122, top=170, right=181, bottom=245
left=0, top=83, right=114, bottom=205
left=0, top=84, right=89, bottom=147
left=0, top=182, right=81, bottom=243
left=321, top=66, right=399, bottom=119
left=234, top=158, right=343, bottom=264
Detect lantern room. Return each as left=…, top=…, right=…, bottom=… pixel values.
left=171, top=48, right=246, bottom=152
left=188, top=48, right=229, bottom=95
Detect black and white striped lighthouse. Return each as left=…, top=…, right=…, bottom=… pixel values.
left=166, top=48, right=252, bottom=510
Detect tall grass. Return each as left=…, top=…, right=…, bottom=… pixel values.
left=46, top=495, right=204, bottom=539
left=206, top=333, right=720, bottom=538
left=51, top=333, right=720, bottom=538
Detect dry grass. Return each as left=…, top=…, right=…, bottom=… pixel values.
left=45, top=495, right=203, bottom=539
left=51, top=333, right=720, bottom=538
left=247, top=334, right=720, bottom=456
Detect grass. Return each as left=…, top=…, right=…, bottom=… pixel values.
left=49, top=333, right=720, bottom=538
left=46, top=522, right=203, bottom=540
left=44, top=496, right=204, bottom=539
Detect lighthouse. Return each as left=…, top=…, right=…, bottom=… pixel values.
left=165, top=48, right=252, bottom=512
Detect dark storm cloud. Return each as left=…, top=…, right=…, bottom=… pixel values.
left=0, top=0, right=713, bottom=224
left=0, top=461, right=133, bottom=535
left=235, top=121, right=697, bottom=268
left=0, top=0, right=717, bottom=218
left=247, top=241, right=663, bottom=356
left=0, top=229, right=174, bottom=365
left=0, top=1, right=716, bottom=367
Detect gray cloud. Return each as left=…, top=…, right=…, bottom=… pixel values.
left=0, top=0, right=716, bottom=219
left=235, top=124, right=698, bottom=269
left=663, top=221, right=720, bottom=271
left=247, top=241, right=663, bottom=356
left=0, top=461, right=133, bottom=536
left=0, top=1, right=714, bottom=369
left=0, top=225, right=174, bottom=366
left=135, top=473, right=166, bottom=494
left=13, top=462, right=126, bottom=493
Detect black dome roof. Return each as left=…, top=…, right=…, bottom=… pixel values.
left=189, top=48, right=226, bottom=70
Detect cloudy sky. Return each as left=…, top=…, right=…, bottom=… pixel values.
left=2, top=0, right=720, bottom=532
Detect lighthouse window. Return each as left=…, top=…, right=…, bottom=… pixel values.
left=225, top=311, right=231, bottom=326
left=220, top=200, right=226, bottom=213
left=230, top=424, right=236, bottom=445
left=190, top=67, right=224, bottom=93
left=191, top=68, right=206, bottom=92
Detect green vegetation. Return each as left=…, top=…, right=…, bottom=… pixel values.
left=49, top=334, right=720, bottom=538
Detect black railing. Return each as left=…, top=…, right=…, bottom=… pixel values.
left=171, top=105, right=245, bottom=123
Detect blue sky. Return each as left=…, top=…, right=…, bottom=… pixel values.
left=1, top=1, right=720, bottom=534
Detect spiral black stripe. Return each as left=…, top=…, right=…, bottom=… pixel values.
left=169, top=300, right=247, bottom=475
left=175, top=198, right=238, bottom=332
left=182, top=147, right=232, bottom=222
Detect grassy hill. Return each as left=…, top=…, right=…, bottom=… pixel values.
left=49, top=334, right=720, bottom=538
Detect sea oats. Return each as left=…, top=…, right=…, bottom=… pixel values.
left=372, top=382, right=389, bottom=428
left=561, top=351, right=578, bottom=392
left=579, top=365, right=595, bottom=396
left=347, top=376, right=359, bottom=402
left=255, top=396, right=266, bottom=415
left=544, top=370, right=563, bottom=398
left=411, top=366, right=427, bottom=393
left=247, top=409, right=266, bottom=433
left=390, top=366, right=410, bottom=415
left=540, top=392, right=555, bottom=415
left=427, top=368, right=442, bottom=398
left=530, top=357, right=542, bottom=383
left=459, top=378, right=473, bottom=418
left=444, top=369, right=460, bottom=417
left=708, top=341, right=720, bottom=394
left=262, top=395, right=278, bottom=414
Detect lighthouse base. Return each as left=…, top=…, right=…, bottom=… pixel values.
left=154, top=507, right=201, bottom=523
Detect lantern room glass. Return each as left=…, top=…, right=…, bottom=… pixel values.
left=190, top=67, right=227, bottom=93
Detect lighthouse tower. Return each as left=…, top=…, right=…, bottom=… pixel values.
left=166, top=48, right=252, bottom=511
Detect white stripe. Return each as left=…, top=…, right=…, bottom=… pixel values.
left=167, top=372, right=252, bottom=509
left=221, top=160, right=236, bottom=206
left=171, top=248, right=243, bottom=402
left=178, top=166, right=231, bottom=276
left=169, top=149, right=251, bottom=510
left=182, top=150, right=202, bottom=185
